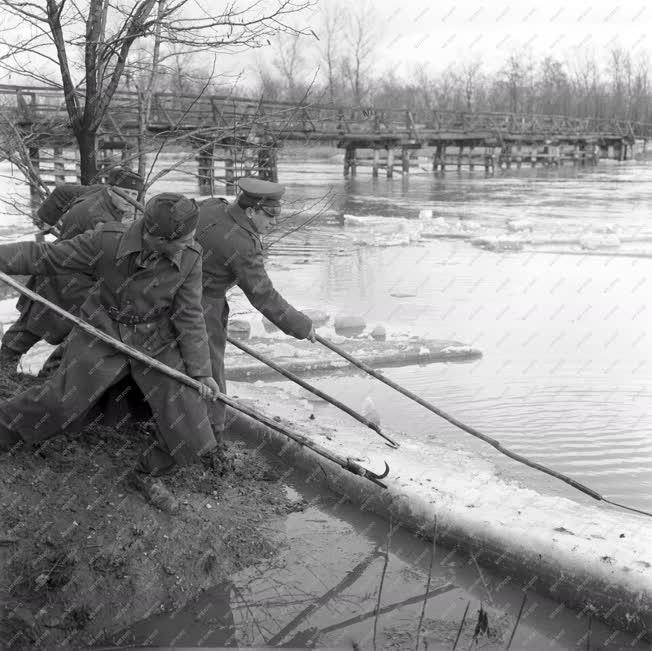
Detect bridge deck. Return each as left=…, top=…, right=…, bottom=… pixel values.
left=1, top=85, right=649, bottom=148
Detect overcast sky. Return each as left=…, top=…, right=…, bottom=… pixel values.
left=1, top=0, right=650, bottom=87
left=365, top=0, right=650, bottom=73
left=229, top=0, right=652, bottom=82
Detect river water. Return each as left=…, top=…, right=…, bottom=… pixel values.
left=1, top=151, right=651, bottom=647
left=237, top=153, right=652, bottom=517
left=1, top=151, right=651, bottom=514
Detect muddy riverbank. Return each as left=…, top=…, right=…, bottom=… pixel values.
left=0, top=369, right=650, bottom=648
left=0, top=372, right=301, bottom=648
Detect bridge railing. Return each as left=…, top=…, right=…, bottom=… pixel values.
left=1, top=84, right=651, bottom=140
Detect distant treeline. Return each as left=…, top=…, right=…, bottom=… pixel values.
left=165, top=48, right=651, bottom=124
left=150, top=3, right=652, bottom=124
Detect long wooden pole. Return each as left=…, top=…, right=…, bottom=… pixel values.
left=315, top=334, right=652, bottom=516
left=113, top=188, right=652, bottom=516
left=0, top=271, right=389, bottom=487
left=113, top=187, right=400, bottom=451
left=227, top=335, right=399, bottom=448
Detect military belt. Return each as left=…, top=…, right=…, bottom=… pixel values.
left=107, top=306, right=170, bottom=326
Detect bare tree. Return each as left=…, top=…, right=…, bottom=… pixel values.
left=435, top=66, right=458, bottom=112
left=537, top=57, right=571, bottom=115
left=125, top=0, right=167, bottom=184
left=253, top=57, right=284, bottom=99
left=609, top=47, right=629, bottom=118
left=410, top=65, right=439, bottom=112
left=317, top=1, right=344, bottom=103
left=566, top=50, right=601, bottom=118
left=340, top=1, right=378, bottom=106
left=631, top=52, right=650, bottom=122
left=271, top=32, right=307, bottom=101
left=497, top=53, right=534, bottom=114
left=458, top=59, right=483, bottom=113
left=0, top=0, right=312, bottom=182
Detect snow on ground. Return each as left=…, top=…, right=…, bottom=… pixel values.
left=232, top=379, right=652, bottom=625
left=2, top=290, right=650, bottom=628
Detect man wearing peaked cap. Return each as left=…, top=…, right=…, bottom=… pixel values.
left=237, top=177, right=284, bottom=206
left=0, top=192, right=219, bottom=513
left=0, top=167, right=145, bottom=371
left=195, top=177, right=316, bottom=440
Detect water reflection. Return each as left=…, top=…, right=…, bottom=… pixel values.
left=109, top=494, right=649, bottom=649
left=2, top=154, right=651, bottom=511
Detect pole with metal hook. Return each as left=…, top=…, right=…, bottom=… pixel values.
left=315, top=333, right=652, bottom=517
left=0, top=271, right=391, bottom=488
left=227, top=334, right=399, bottom=448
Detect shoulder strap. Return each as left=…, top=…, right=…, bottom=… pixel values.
left=100, top=222, right=128, bottom=233
left=188, top=240, right=203, bottom=255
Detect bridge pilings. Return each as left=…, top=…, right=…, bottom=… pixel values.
left=194, top=138, right=280, bottom=195
left=346, top=145, right=419, bottom=179
left=344, top=145, right=356, bottom=177
left=9, top=130, right=645, bottom=205
left=336, top=134, right=637, bottom=177
left=15, top=132, right=279, bottom=204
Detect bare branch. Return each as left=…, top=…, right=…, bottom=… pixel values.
left=92, top=0, right=158, bottom=129
left=46, top=0, right=82, bottom=125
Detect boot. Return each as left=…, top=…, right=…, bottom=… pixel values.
left=125, top=470, right=179, bottom=514
left=201, top=439, right=233, bottom=475
left=38, top=344, right=65, bottom=377
left=0, top=345, right=21, bottom=374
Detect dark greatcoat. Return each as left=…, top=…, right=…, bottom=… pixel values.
left=12, top=186, right=125, bottom=346
left=196, top=199, right=312, bottom=431
left=0, top=219, right=216, bottom=468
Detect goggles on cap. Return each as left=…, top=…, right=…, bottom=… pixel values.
left=258, top=203, right=282, bottom=218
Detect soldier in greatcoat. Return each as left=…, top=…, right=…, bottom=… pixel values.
left=195, top=178, right=315, bottom=438
left=0, top=168, right=143, bottom=370
left=0, top=193, right=219, bottom=512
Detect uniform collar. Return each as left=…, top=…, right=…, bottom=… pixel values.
left=116, top=219, right=144, bottom=259
left=155, top=248, right=184, bottom=270
left=227, top=202, right=260, bottom=238
left=115, top=218, right=185, bottom=269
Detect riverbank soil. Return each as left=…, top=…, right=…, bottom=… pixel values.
left=0, top=371, right=299, bottom=648
left=1, top=371, right=649, bottom=649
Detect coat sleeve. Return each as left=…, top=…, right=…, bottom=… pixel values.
left=227, top=236, right=312, bottom=339
left=170, top=254, right=213, bottom=378
left=0, top=230, right=103, bottom=277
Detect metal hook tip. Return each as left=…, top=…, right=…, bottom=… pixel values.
left=373, top=461, right=390, bottom=479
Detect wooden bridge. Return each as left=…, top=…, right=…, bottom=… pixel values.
left=1, top=84, right=650, bottom=189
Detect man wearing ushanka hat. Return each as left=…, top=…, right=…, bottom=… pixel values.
left=0, top=192, right=219, bottom=513
left=0, top=167, right=145, bottom=371
left=195, top=177, right=316, bottom=440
